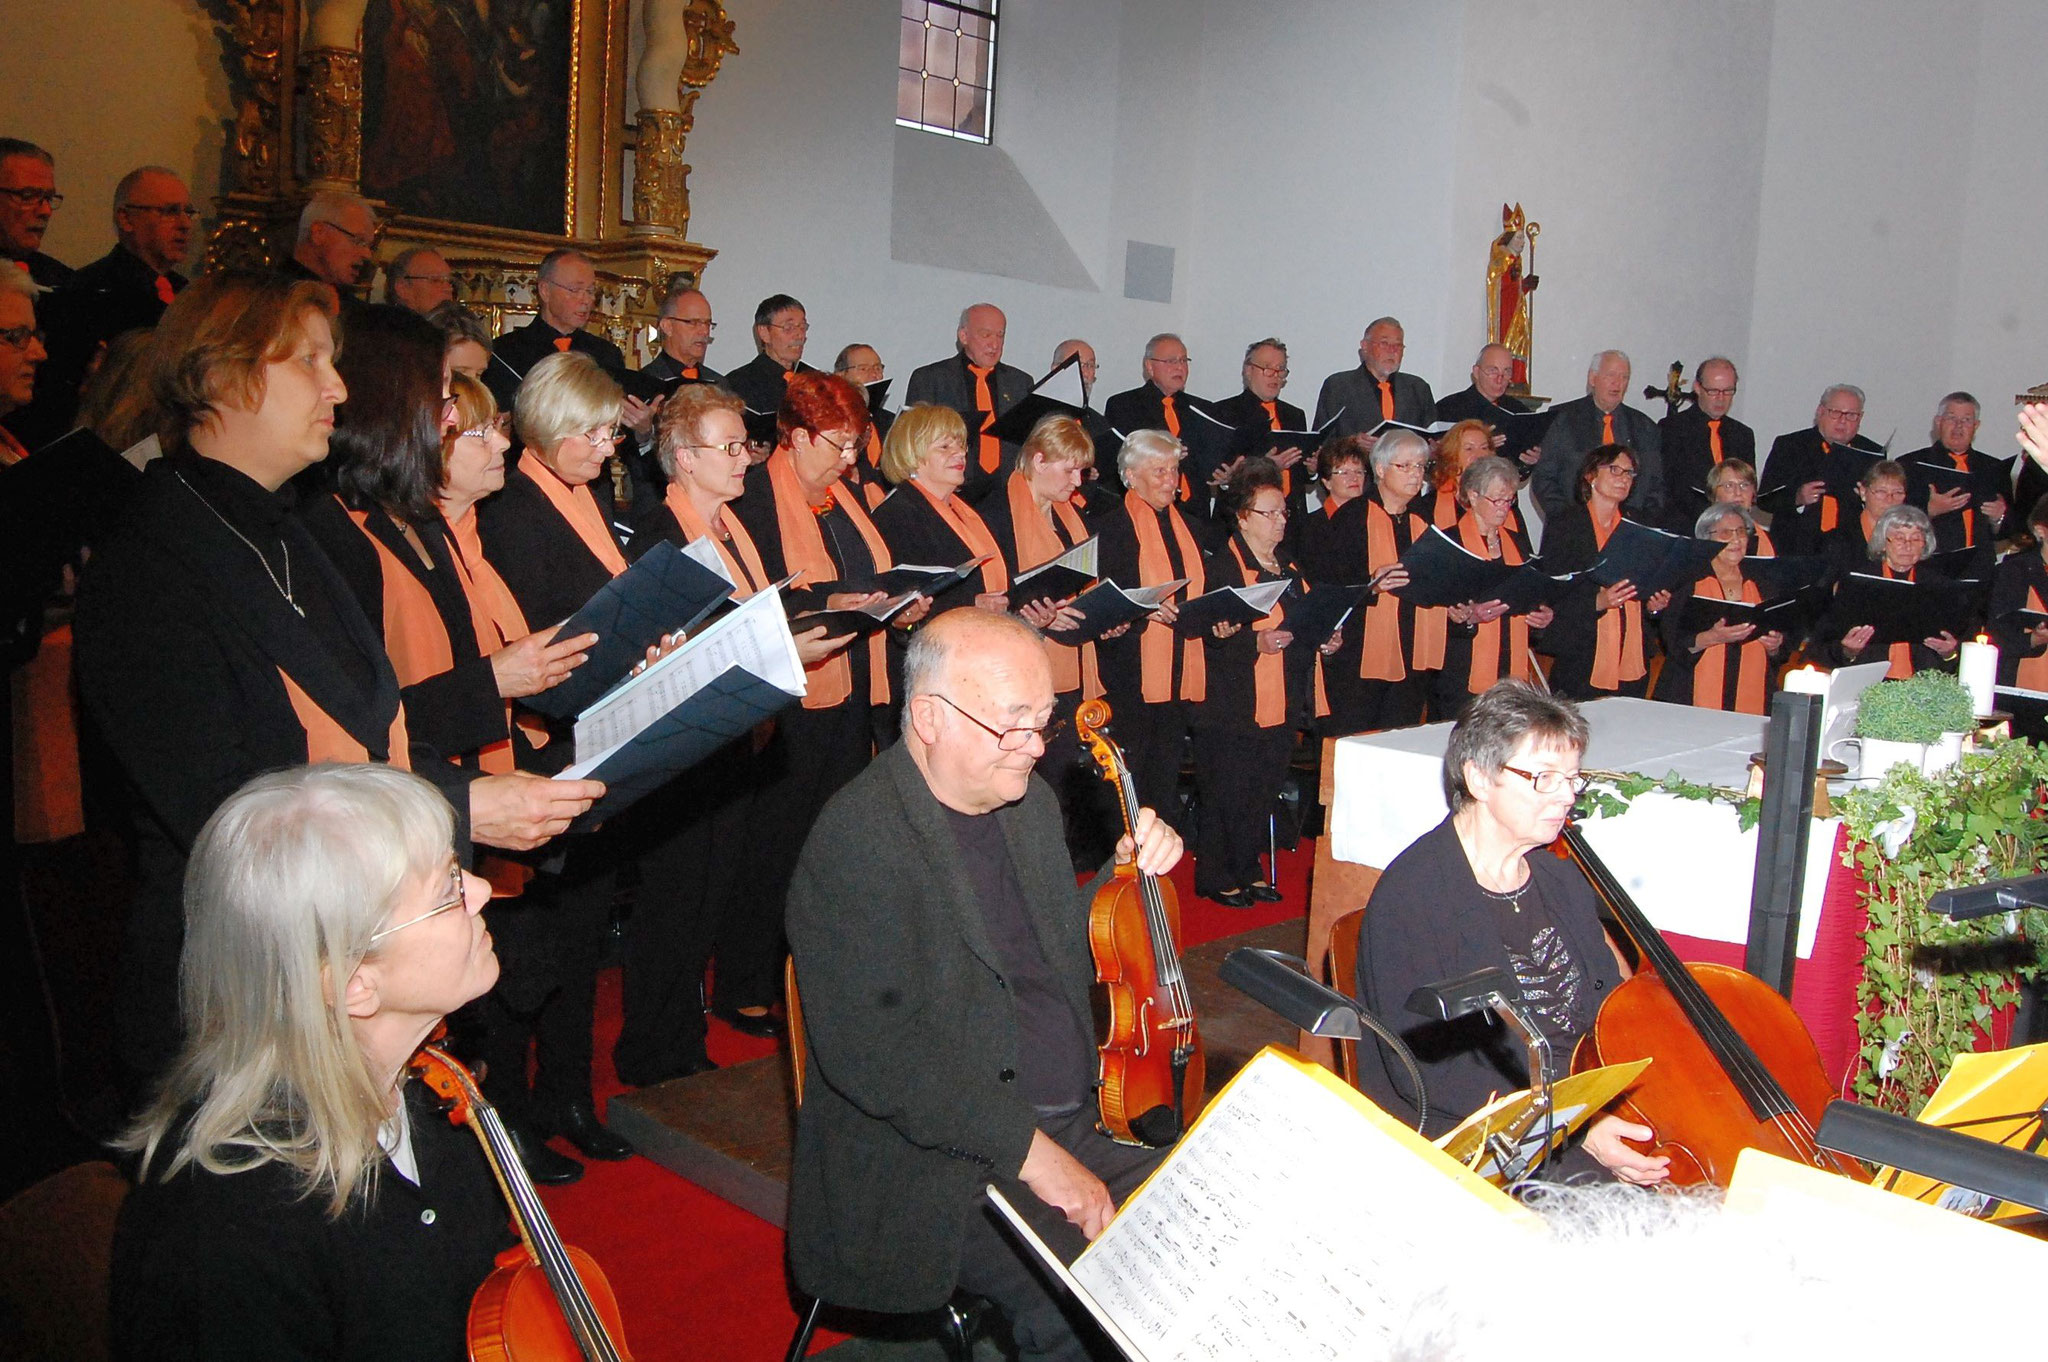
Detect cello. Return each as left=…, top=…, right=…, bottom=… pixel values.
left=409, top=1044, right=635, bottom=1361
left=1563, top=824, right=1868, bottom=1188
left=1076, top=698, right=1205, bottom=1147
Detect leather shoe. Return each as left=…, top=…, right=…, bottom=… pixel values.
left=544, top=1101, right=635, bottom=1161
left=615, top=1052, right=719, bottom=1087
left=505, top=1120, right=583, bottom=1185
left=1247, top=882, right=1285, bottom=904
left=713, top=1005, right=786, bottom=1039
left=1206, top=887, right=1254, bottom=908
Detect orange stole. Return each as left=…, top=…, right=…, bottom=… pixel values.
left=279, top=671, right=412, bottom=767
left=767, top=450, right=895, bottom=708
left=1226, top=540, right=1287, bottom=728
left=345, top=507, right=455, bottom=687
left=445, top=507, right=549, bottom=778
left=662, top=484, right=771, bottom=597
left=2020, top=586, right=2048, bottom=692
left=1005, top=472, right=1100, bottom=698
left=1126, top=491, right=1207, bottom=703
left=1689, top=575, right=1768, bottom=714
left=1752, top=528, right=1776, bottom=557
left=12, top=625, right=82, bottom=843
left=1588, top=508, right=1647, bottom=690
left=1358, top=500, right=1433, bottom=682
left=909, top=479, right=1009, bottom=593
left=1881, top=563, right=1916, bottom=678
left=516, top=451, right=629, bottom=576
left=1456, top=512, right=1529, bottom=692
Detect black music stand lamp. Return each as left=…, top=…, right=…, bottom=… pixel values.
left=1406, top=965, right=1557, bottom=1181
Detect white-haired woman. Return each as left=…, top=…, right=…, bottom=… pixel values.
left=112, top=764, right=512, bottom=1359
left=1654, top=503, right=1784, bottom=715
left=1319, top=427, right=1443, bottom=734
left=1814, top=503, right=1962, bottom=678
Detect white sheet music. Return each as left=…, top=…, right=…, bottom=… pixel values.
left=567, top=589, right=804, bottom=767
left=1069, top=1054, right=1531, bottom=1361
left=1016, top=535, right=1099, bottom=583
left=681, top=532, right=735, bottom=586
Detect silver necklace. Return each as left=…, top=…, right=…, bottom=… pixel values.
left=176, top=470, right=305, bottom=617
left=1478, top=873, right=1532, bottom=913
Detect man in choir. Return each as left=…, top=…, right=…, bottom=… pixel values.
left=1900, top=391, right=2010, bottom=555
left=1435, top=342, right=1541, bottom=476
left=1052, top=338, right=1097, bottom=406
left=286, top=190, right=379, bottom=298
left=0, top=265, right=45, bottom=458
left=905, top=302, right=1031, bottom=502
left=0, top=139, right=71, bottom=287
left=1658, top=357, right=1755, bottom=535
left=1050, top=337, right=1118, bottom=501
left=834, top=341, right=892, bottom=441
left=642, top=278, right=723, bottom=394
left=724, top=292, right=818, bottom=420
left=1530, top=349, right=1664, bottom=531
left=1312, top=316, right=1435, bottom=442
left=383, top=245, right=455, bottom=314
left=1205, top=338, right=1307, bottom=515
left=1756, top=383, right=1886, bottom=556
left=786, top=608, right=1182, bottom=1362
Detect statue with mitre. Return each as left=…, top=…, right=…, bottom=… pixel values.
left=1487, top=203, right=1540, bottom=394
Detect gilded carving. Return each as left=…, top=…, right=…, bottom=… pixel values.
left=202, top=215, right=275, bottom=274
left=632, top=103, right=692, bottom=237
left=211, top=0, right=286, bottom=197
left=681, top=0, right=739, bottom=89
left=300, top=47, right=364, bottom=188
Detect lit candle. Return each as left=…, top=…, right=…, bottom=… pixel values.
left=1783, top=665, right=1829, bottom=696
left=1960, top=636, right=1998, bottom=716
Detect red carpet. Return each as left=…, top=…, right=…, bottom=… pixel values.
left=536, top=839, right=1316, bottom=1360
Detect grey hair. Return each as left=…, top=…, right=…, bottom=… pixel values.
left=1442, top=680, right=1589, bottom=811
left=1587, top=349, right=1631, bottom=375
left=1694, top=502, right=1754, bottom=538
left=1868, top=503, right=1935, bottom=560
left=117, top=764, right=456, bottom=1218
left=957, top=302, right=1002, bottom=331
left=426, top=299, right=491, bottom=351
left=514, top=350, right=624, bottom=454
left=536, top=246, right=595, bottom=283
left=1932, top=390, right=1980, bottom=441
left=1242, top=337, right=1287, bottom=364
left=295, top=189, right=375, bottom=245
left=901, top=609, right=1044, bottom=701
left=385, top=244, right=445, bottom=280
left=1364, top=316, right=1402, bottom=337
left=1143, top=332, right=1184, bottom=362
left=0, top=265, right=44, bottom=301
left=1118, top=427, right=1184, bottom=479
left=1370, top=427, right=1428, bottom=474
left=1819, top=383, right=1865, bottom=409
left=113, top=164, right=182, bottom=213
left=1458, top=454, right=1519, bottom=505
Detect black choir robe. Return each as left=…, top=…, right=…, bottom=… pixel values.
left=1206, top=389, right=1310, bottom=522
left=724, top=352, right=822, bottom=422
left=1530, top=397, right=1665, bottom=528
left=1987, top=551, right=2048, bottom=681
left=640, top=351, right=725, bottom=397
left=489, top=316, right=657, bottom=526
left=476, top=460, right=626, bottom=645
left=1654, top=575, right=1784, bottom=713
left=869, top=482, right=997, bottom=620
left=1658, top=405, right=1757, bottom=535
left=1812, top=560, right=1966, bottom=676
left=1535, top=503, right=1652, bottom=699
left=1435, top=385, right=1539, bottom=482
left=18, top=245, right=185, bottom=445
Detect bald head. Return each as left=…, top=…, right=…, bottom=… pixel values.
left=1472, top=343, right=1515, bottom=402
left=957, top=303, right=1006, bottom=369
left=902, top=610, right=1055, bottom=815
left=1053, top=338, right=1097, bottom=401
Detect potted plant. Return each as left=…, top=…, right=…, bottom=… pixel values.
left=1845, top=671, right=1975, bottom=777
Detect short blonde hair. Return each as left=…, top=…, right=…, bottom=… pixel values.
left=513, top=350, right=623, bottom=454
left=882, top=402, right=968, bottom=485
left=655, top=382, right=745, bottom=480
left=1021, top=413, right=1095, bottom=470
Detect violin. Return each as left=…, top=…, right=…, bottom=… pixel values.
left=1075, top=699, right=1204, bottom=1146
left=409, top=1045, right=635, bottom=1362
left=1562, top=825, right=1867, bottom=1188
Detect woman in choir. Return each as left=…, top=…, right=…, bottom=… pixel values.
left=1191, top=458, right=1338, bottom=906
left=1353, top=680, right=1667, bottom=1184
left=1296, top=434, right=1368, bottom=583
left=1321, top=428, right=1441, bottom=734
left=428, top=299, right=494, bottom=385
left=112, top=763, right=512, bottom=1358
left=1815, top=503, right=1961, bottom=678
left=74, top=271, right=596, bottom=1097
left=1819, top=459, right=1909, bottom=578
left=1537, top=444, right=1668, bottom=702
left=1426, top=455, right=1552, bottom=722
left=1654, top=504, right=1785, bottom=716
left=726, top=372, right=928, bottom=1034
left=1427, top=419, right=1497, bottom=529
left=1705, top=458, right=1779, bottom=556
left=1094, top=428, right=1217, bottom=826
left=870, top=401, right=1011, bottom=620
left=1989, top=495, right=2048, bottom=741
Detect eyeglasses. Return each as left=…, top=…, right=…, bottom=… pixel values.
left=933, top=694, right=1066, bottom=752
left=0, top=188, right=62, bottom=209
left=370, top=864, right=468, bottom=944
left=661, top=315, right=715, bottom=331
left=400, top=270, right=454, bottom=285
left=766, top=318, right=809, bottom=334
left=541, top=278, right=598, bottom=299
left=582, top=426, right=625, bottom=447
left=460, top=415, right=511, bottom=440
left=1246, top=362, right=1289, bottom=378
left=686, top=438, right=750, bottom=458
left=122, top=201, right=200, bottom=221
left=0, top=326, right=46, bottom=350
left=1148, top=354, right=1191, bottom=367
left=1696, top=385, right=1737, bottom=398
left=1499, top=765, right=1590, bottom=797
left=1472, top=491, right=1517, bottom=508
left=1820, top=407, right=1863, bottom=421
left=1246, top=505, right=1289, bottom=521
left=1383, top=459, right=1427, bottom=474
left=814, top=430, right=860, bottom=455
left=1598, top=465, right=1637, bottom=480
left=320, top=220, right=378, bottom=249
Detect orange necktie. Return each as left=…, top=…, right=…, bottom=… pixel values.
left=969, top=364, right=1000, bottom=473
left=1378, top=380, right=1395, bottom=422
left=553, top=335, right=572, bottom=353
left=1708, top=418, right=1723, bottom=464
left=865, top=426, right=883, bottom=468
left=680, top=366, right=698, bottom=380
left=1161, top=393, right=1181, bottom=437
left=1601, top=412, right=1615, bottom=445
left=784, top=368, right=796, bottom=386
left=1262, top=400, right=1281, bottom=430
left=155, top=275, right=176, bottom=306
left=1952, top=450, right=1975, bottom=546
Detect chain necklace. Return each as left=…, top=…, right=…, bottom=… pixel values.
left=175, top=470, right=306, bottom=617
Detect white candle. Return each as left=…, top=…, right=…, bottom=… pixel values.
left=1783, top=666, right=1829, bottom=696
left=1960, top=639, right=1998, bottom=716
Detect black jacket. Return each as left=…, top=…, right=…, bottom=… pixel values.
left=724, top=352, right=821, bottom=419
left=1755, top=426, right=1885, bottom=528
left=1531, top=396, right=1665, bottom=528
left=869, top=482, right=995, bottom=619
left=1311, top=366, right=1436, bottom=437
left=1658, top=405, right=1757, bottom=535
left=903, top=352, right=1033, bottom=503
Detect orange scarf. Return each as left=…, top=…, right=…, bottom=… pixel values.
left=1819, top=494, right=1840, bottom=535
left=910, top=478, right=1009, bottom=593
left=280, top=671, right=411, bottom=768
left=1228, top=539, right=1287, bottom=728
left=1457, top=511, right=1529, bottom=692
left=1126, top=490, right=1206, bottom=703
left=768, top=449, right=894, bottom=708
left=445, top=506, right=547, bottom=775
left=2021, top=585, right=2048, bottom=692
left=1689, top=574, right=1768, bottom=714
left=1881, top=562, right=1915, bottom=678
left=663, top=482, right=770, bottom=597
left=1753, top=527, right=1775, bottom=557
left=345, top=506, right=453, bottom=688
left=517, top=450, right=628, bottom=576
left=1005, top=472, right=1100, bottom=698
left=1588, top=507, right=1647, bottom=690
left=1359, top=501, right=1411, bottom=682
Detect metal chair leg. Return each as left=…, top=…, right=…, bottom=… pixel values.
left=785, top=1295, right=825, bottom=1362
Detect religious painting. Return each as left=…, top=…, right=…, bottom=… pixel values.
left=358, top=0, right=576, bottom=236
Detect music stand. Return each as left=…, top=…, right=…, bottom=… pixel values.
left=1406, top=966, right=1556, bottom=1181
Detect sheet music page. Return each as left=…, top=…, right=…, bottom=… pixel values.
left=1018, top=535, right=1099, bottom=582
left=681, top=532, right=735, bottom=586
left=1070, top=1050, right=1531, bottom=1360
left=572, top=589, right=803, bottom=761
left=1236, top=579, right=1290, bottom=614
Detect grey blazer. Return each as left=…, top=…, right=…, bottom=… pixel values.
left=785, top=740, right=1102, bottom=1312
left=1531, top=395, right=1666, bottom=532
left=1311, top=366, right=1436, bottom=436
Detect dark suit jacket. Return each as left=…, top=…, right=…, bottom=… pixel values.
left=724, top=352, right=821, bottom=418
left=17, top=245, right=184, bottom=445
left=869, top=482, right=996, bottom=618
left=1531, top=396, right=1665, bottom=530
left=904, top=352, right=1033, bottom=503
left=640, top=351, right=724, bottom=397
left=1311, top=366, right=1435, bottom=436
left=785, top=741, right=1102, bottom=1311
left=1898, top=444, right=2014, bottom=549
left=1755, top=426, right=1885, bottom=528
left=1658, top=406, right=1757, bottom=535
left=476, top=461, right=625, bottom=638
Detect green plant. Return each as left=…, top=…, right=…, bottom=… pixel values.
left=1582, top=768, right=1760, bottom=831
left=1854, top=672, right=1975, bottom=744
left=1838, top=737, right=2048, bottom=1114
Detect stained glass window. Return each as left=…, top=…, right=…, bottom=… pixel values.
left=897, top=1, right=998, bottom=144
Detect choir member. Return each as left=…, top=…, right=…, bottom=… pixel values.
left=1312, top=316, right=1435, bottom=442
left=0, top=138, right=71, bottom=286
left=1988, top=494, right=2048, bottom=742
left=74, top=272, right=597, bottom=1095
left=1530, top=444, right=1662, bottom=702
left=1426, top=455, right=1551, bottom=721
left=1531, top=351, right=1665, bottom=528
left=1093, top=428, right=1213, bottom=826
left=1435, top=343, right=1540, bottom=478
left=1191, top=459, right=1335, bottom=906
left=1819, top=459, right=1908, bottom=578
left=643, top=278, right=723, bottom=392
left=1296, top=434, right=1368, bottom=583
left=725, top=372, right=929, bottom=1034
left=284, top=190, right=377, bottom=299
left=871, top=402, right=1011, bottom=621
left=1321, top=430, right=1443, bottom=734
left=1900, top=391, right=2011, bottom=559
left=1050, top=336, right=1120, bottom=503
left=903, top=303, right=1031, bottom=503
left=1756, top=383, right=1885, bottom=554
left=112, top=765, right=511, bottom=1358
left=383, top=245, right=454, bottom=314
left=1208, top=338, right=1308, bottom=510
left=1814, top=504, right=1961, bottom=678
left=832, top=341, right=892, bottom=504
left=1656, top=357, right=1754, bottom=535
left=1654, top=504, right=1784, bottom=716
left=723, top=293, right=820, bottom=423
left=428, top=300, right=494, bottom=386
left=1429, top=419, right=1500, bottom=530
left=1705, top=459, right=1776, bottom=554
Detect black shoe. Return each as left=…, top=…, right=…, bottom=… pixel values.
left=505, top=1120, right=584, bottom=1185
left=1247, top=882, right=1284, bottom=903
left=544, top=1101, right=635, bottom=1161
left=615, top=1052, right=719, bottom=1087
left=1206, top=887, right=1254, bottom=908
left=713, top=1005, right=787, bottom=1039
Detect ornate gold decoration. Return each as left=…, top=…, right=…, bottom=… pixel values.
left=632, top=106, right=692, bottom=237
left=299, top=47, right=362, bottom=189
left=211, top=0, right=287, bottom=198
left=201, top=213, right=275, bottom=274
left=1487, top=202, right=1540, bottom=397
left=682, top=0, right=740, bottom=88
